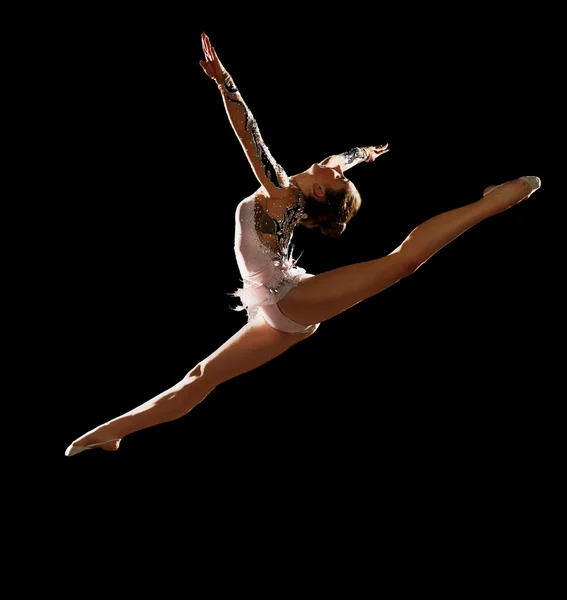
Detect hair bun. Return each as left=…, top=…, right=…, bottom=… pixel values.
left=321, top=221, right=346, bottom=237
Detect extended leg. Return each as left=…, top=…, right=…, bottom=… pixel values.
left=65, top=318, right=314, bottom=455
left=278, top=177, right=540, bottom=326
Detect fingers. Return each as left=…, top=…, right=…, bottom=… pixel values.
left=201, top=31, right=221, bottom=67
left=374, top=144, right=389, bottom=155
left=366, top=144, right=389, bottom=162
left=201, top=32, right=216, bottom=59
left=201, top=32, right=212, bottom=58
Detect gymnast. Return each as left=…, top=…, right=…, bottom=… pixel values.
left=65, top=32, right=541, bottom=456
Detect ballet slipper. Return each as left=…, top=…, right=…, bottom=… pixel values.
left=519, top=176, right=541, bottom=196
left=483, top=176, right=541, bottom=197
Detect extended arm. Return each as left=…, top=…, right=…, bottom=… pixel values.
left=319, top=145, right=389, bottom=172
left=200, top=32, right=288, bottom=195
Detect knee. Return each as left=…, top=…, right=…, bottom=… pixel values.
left=184, top=363, right=202, bottom=380
left=391, top=248, right=422, bottom=278
left=182, top=362, right=212, bottom=388
left=401, top=257, right=422, bottom=277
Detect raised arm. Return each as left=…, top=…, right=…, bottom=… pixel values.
left=199, top=32, right=288, bottom=196
left=319, top=145, right=389, bottom=171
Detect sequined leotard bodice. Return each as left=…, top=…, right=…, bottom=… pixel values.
left=232, top=187, right=311, bottom=321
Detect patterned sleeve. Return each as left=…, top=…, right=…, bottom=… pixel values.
left=217, top=71, right=289, bottom=193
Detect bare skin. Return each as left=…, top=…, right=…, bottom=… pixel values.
left=278, top=178, right=535, bottom=325
left=65, top=34, right=541, bottom=455
left=66, top=177, right=537, bottom=454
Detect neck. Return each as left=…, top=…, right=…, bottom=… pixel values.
left=290, top=173, right=311, bottom=198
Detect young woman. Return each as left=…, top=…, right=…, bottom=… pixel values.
left=65, top=32, right=541, bottom=456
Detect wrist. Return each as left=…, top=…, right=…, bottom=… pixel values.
left=216, top=70, right=231, bottom=90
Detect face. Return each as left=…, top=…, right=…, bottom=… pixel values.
left=300, top=164, right=356, bottom=229
left=309, top=163, right=352, bottom=194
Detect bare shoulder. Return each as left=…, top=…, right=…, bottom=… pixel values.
left=249, top=185, right=298, bottom=221
left=256, top=183, right=291, bottom=203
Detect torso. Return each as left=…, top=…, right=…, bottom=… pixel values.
left=234, top=183, right=306, bottom=277
left=253, top=186, right=304, bottom=253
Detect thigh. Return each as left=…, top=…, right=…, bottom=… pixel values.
left=199, top=317, right=314, bottom=386
left=259, top=303, right=320, bottom=335
left=278, top=251, right=410, bottom=326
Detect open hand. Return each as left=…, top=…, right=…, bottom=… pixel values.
left=199, top=32, right=226, bottom=82
left=365, top=144, right=389, bottom=162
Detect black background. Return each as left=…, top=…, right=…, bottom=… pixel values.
left=55, top=9, right=560, bottom=481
